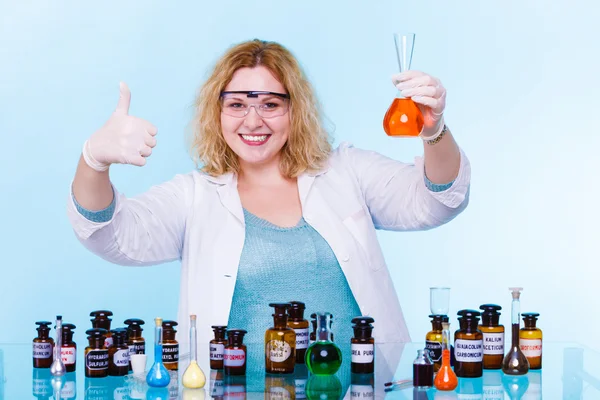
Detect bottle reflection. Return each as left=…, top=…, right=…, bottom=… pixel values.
left=146, top=387, right=170, bottom=400
left=350, top=373, right=374, bottom=400
left=125, top=375, right=147, bottom=399
left=224, top=375, right=247, bottom=400
left=210, top=369, right=225, bottom=399
left=265, top=374, right=296, bottom=400
left=106, top=376, right=128, bottom=400
left=413, top=387, right=432, bottom=400
left=457, top=377, right=483, bottom=399
left=293, top=363, right=309, bottom=399
left=502, top=374, right=529, bottom=400
left=60, top=372, right=77, bottom=399
left=84, top=376, right=111, bottom=400
left=168, top=369, right=179, bottom=399
left=482, top=370, right=504, bottom=400
left=32, top=368, right=53, bottom=400
left=182, top=387, right=207, bottom=400
left=523, top=370, right=541, bottom=400
left=306, top=374, right=342, bottom=400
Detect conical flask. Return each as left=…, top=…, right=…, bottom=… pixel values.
left=383, top=32, right=424, bottom=137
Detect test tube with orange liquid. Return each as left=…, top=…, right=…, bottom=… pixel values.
left=383, top=33, right=424, bottom=137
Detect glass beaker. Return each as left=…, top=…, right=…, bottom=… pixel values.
left=430, top=287, right=450, bottom=316
left=383, top=32, right=424, bottom=137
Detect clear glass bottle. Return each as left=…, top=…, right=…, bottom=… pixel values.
left=502, top=288, right=530, bottom=375
left=108, top=328, right=130, bottom=376
left=520, top=312, right=542, bottom=370
left=50, top=315, right=66, bottom=377
left=479, top=304, right=504, bottom=369
left=287, top=301, right=310, bottom=364
left=90, top=310, right=113, bottom=348
left=433, top=321, right=457, bottom=391
left=84, top=328, right=108, bottom=378
left=224, top=329, right=247, bottom=376
left=33, top=321, right=54, bottom=369
left=305, top=312, right=341, bottom=375
left=350, top=316, right=375, bottom=374
left=162, top=320, right=179, bottom=371
left=146, top=317, right=171, bottom=387
left=210, top=325, right=228, bottom=370
left=454, top=309, right=484, bottom=378
left=425, top=314, right=444, bottom=372
left=265, top=303, right=296, bottom=374
left=61, top=323, right=77, bottom=373
left=412, top=349, right=433, bottom=388
left=183, top=315, right=206, bottom=388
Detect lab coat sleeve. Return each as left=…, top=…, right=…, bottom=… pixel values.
left=66, top=173, right=194, bottom=266
left=343, top=143, right=470, bottom=231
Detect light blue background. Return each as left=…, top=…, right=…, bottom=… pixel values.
left=1, top=0, right=598, bottom=351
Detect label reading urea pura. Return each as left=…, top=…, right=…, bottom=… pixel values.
left=223, top=349, right=246, bottom=367
left=454, top=339, right=483, bottom=362
left=113, top=349, right=130, bottom=367
left=425, top=340, right=442, bottom=362
left=129, top=343, right=145, bottom=355
left=162, top=344, right=179, bottom=364
left=482, top=332, right=505, bottom=355
left=210, top=343, right=225, bottom=360
left=267, top=340, right=292, bottom=362
left=294, top=328, right=310, bottom=349
left=520, top=339, right=542, bottom=357
left=33, top=342, right=53, bottom=359
left=86, top=350, right=109, bottom=370
left=351, top=344, right=374, bottom=363
left=61, top=347, right=77, bottom=365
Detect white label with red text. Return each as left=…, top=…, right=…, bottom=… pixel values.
left=454, top=339, right=483, bottom=362
left=520, top=339, right=542, bottom=357
left=61, top=347, right=76, bottom=365
left=351, top=344, right=374, bottom=363
left=224, top=349, right=246, bottom=367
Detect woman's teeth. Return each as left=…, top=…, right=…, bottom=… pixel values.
left=241, top=134, right=268, bottom=142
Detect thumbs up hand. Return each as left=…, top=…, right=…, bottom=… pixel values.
left=83, top=82, right=158, bottom=171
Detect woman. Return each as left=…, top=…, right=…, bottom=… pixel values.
left=68, top=39, right=470, bottom=357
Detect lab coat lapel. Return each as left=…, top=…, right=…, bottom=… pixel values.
left=213, top=173, right=245, bottom=225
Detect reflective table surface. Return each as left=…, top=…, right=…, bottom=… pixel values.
left=1, top=341, right=598, bottom=399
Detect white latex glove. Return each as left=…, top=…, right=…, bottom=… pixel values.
left=392, top=71, right=447, bottom=139
left=82, top=82, right=158, bottom=171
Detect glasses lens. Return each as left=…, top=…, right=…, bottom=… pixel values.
left=221, top=93, right=289, bottom=118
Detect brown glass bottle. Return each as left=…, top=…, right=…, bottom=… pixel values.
left=454, top=309, right=483, bottom=378
left=162, top=320, right=179, bottom=371
left=520, top=313, right=542, bottom=370
left=90, top=310, right=113, bottom=348
left=124, top=318, right=145, bottom=371
left=224, top=329, right=247, bottom=376
left=351, top=316, right=375, bottom=374
left=265, top=303, right=296, bottom=374
left=85, top=328, right=109, bottom=378
left=60, top=323, right=77, bottom=373
left=107, top=328, right=129, bottom=376
left=33, top=321, right=54, bottom=368
left=210, top=325, right=228, bottom=370
left=425, top=315, right=444, bottom=372
left=479, top=304, right=505, bottom=370
left=287, top=301, right=310, bottom=364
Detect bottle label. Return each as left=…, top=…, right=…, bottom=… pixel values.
left=267, top=340, right=292, bottom=362
left=86, top=349, right=109, bottom=370
left=520, top=339, right=542, bottom=357
left=268, top=386, right=293, bottom=400
left=104, top=336, right=113, bottom=349
left=162, top=343, right=179, bottom=364
left=61, top=347, right=77, bottom=365
left=483, top=385, right=504, bottom=400
left=295, top=378, right=307, bottom=399
left=223, top=348, right=246, bottom=367
left=62, top=381, right=76, bottom=398
left=113, top=348, right=130, bottom=367
left=210, top=343, right=225, bottom=360
left=425, top=340, right=442, bottom=362
left=351, top=385, right=374, bottom=399
left=482, top=332, right=505, bottom=355
left=351, top=343, right=374, bottom=364
left=129, top=342, right=145, bottom=355
left=33, top=342, right=53, bottom=359
left=294, top=328, right=310, bottom=350
left=454, top=339, right=483, bottom=362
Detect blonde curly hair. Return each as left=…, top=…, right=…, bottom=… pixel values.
left=189, top=39, right=332, bottom=178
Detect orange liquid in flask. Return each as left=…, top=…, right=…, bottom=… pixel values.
left=383, top=98, right=424, bottom=137
left=434, top=349, right=458, bottom=391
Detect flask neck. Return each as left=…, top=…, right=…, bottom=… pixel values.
left=316, top=314, right=333, bottom=341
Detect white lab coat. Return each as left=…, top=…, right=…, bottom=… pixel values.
left=67, top=142, right=470, bottom=360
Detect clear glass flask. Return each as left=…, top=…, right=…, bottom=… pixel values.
left=50, top=315, right=66, bottom=377
left=305, top=312, right=341, bottom=375
left=183, top=315, right=206, bottom=388
left=146, top=317, right=171, bottom=387
left=383, top=32, right=424, bottom=137
left=502, top=288, right=530, bottom=375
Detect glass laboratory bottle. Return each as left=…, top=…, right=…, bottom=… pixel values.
left=90, top=310, right=113, bottom=348
left=210, top=325, right=228, bottom=370
left=383, top=33, right=424, bottom=137
left=33, top=321, right=54, bottom=368
left=146, top=317, right=171, bottom=387
left=108, top=328, right=129, bottom=376
left=413, top=349, right=433, bottom=388
left=265, top=303, right=296, bottom=374
left=351, top=316, right=375, bottom=374
left=61, top=323, right=77, bottom=373
left=183, top=315, right=206, bottom=388
left=433, top=321, right=457, bottom=391
left=84, top=328, right=109, bottom=378
left=288, top=301, right=310, bottom=364
left=305, top=312, right=342, bottom=375
left=454, top=309, right=484, bottom=378
left=425, top=314, right=444, bottom=372
left=224, top=329, right=247, bottom=376
left=520, top=312, right=542, bottom=370
left=479, top=304, right=505, bottom=369
left=162, top=320, right=179, bottom=371
left=502, top=288, right=530, bottom=375
left=125, top=318, right=145, bottom=371
left=50, top=315, right=66, bottom=377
